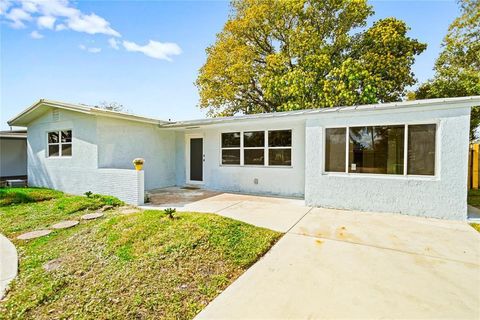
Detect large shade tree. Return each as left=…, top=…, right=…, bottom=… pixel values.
left=196, top=0, right=426, bottom=116
left=415, top=0, right=480, bottom=140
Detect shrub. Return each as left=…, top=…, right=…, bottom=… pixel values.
left=164, top=208, right=176, bottom=219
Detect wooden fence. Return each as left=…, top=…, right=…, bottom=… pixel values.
left=469, top=144, right=480, bottom=189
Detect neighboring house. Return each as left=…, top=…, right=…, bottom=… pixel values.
left=0, top=130, right=27, bottom=181
left=7, top=96, right=480, bottom=220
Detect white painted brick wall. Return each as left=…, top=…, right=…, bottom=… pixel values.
left=28, top=167, right=144, bottom=205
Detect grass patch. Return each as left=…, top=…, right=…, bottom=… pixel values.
left=467, top=189, right=480, bottom=209
left=470, top=223, right=480, bottom=233
left=0, top=188, right=63, bottom=206
left=0, top=189, right=123, bottom=237
left=0, top=190, right=281, bottom=319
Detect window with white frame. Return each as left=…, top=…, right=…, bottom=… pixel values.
left=221, top=132, right=241, bottom=165
left=221, top=130, right=292, bottom=167
left=244, top=131, right=265, bottom=165
left=268, top=130, right=291, bottom=166
left=324, top=124, right=436, bottom=176
left=47, top=130, right=72, bottom=157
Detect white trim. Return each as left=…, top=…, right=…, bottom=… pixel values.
left=185, top=134, right=204, bottom=185
left=219, top=129, right=293, bottom=167
left=46, top=129, right=72, bottom=158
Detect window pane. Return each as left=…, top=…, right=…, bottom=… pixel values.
left=222, top=149, right=240, bottom=165
left=269, top=130, right=291, bottom=147
left=244, top=131, right=264, bottom=148
left=244, top=149, right=265, bottom=165
left=349, top=126, right=404, bottom=174
left=62, top=143, right=72, bottom=156
left=325, top=128, right=346, bottom=172
left=408, top=124, right=436, bottom=175
left=48, top=145, right=59, bottom=157
left=48, top=131, right=59, bottom=143
left=269, top=149, right=291, bottom=166
left=222, top=132, right=240, bottom=148
left=61, top=130, right=72, bottom=142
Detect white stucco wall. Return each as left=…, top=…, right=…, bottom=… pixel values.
left=304, top=105, right=471, bottom=220
left=96, top=117, right=176, bottom=190
left=175, top=119, right=305, bottom=197
left=27, top=109, right=145, bottom=204
left=0, top=138, right=27, bottom=177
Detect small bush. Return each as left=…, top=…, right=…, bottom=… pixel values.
left=91, top=194, right=123, bottom=206
left=164, top=208, right=176, bottom=219
left=84, top=191, right=93, bottom=198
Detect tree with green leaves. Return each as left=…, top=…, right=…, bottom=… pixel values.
left=196, top=0, right=426, bottom=117
left=415, top=0, right=480, bottom=140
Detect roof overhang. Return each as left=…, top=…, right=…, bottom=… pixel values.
left=7, top=99, right=169, bottom=127
left=160, top=96, right=480, bottom=129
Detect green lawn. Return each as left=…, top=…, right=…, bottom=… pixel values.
left=0, top=188, right=281, bottom=319
left=467, top=190, right=480, bottom=233
left=467, top=189, right=480, bottom=209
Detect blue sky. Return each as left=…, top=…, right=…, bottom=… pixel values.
left=1, top=0, right=459, bottom=129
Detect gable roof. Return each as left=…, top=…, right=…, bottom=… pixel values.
left=7, top=99, right=170, bottom=127
left=8, top=96, right=480, bottom=128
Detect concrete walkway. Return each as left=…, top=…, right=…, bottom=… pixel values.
left=193, top=202, right=480, bottom=318
left=142, top=192, right=311, bottom=232
left=0, top=233, right=18, bottom=300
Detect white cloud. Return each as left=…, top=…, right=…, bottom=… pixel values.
left=30, top=30, right=43, bottom=39
left=21, top=1, right=37, bottom=13
left=55, top=23, right=66, bottom=31
left=1, top=0, right=120, bottom=36
left=108, top=37, right=119, bottom=50
left=37, top=15, right=55, bottom=29
left=79, top=44, right=101, bottom=53
left=5, top=7, right=31, bottom=28
left=0, top=0, right=11, bottom=15
left=67, top=12, right=119, bottom=37
left=123, top=40, right=182, bottom=61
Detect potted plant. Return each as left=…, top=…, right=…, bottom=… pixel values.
left=132, top=158, right=145, bottom=171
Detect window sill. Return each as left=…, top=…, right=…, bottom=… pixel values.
left=321, top=172, right=438, bottom=181
left=46, top=156, right=72, bottom=159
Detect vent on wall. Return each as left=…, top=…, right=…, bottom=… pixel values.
left=52, top=109, right=59, bottom=122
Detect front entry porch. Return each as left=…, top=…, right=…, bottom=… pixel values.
left=142, top=187, right=310, bottom=232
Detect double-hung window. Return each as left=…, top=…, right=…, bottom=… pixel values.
left=325, top=124, right=436, bottom=176
left=221, top=129, right=292, bottom=167
left=221, top=132, right=241, bottom=165
left=268, top=130, right=291, bottom=166
left=47, top=130, right=72, bottom=157
left=244, top=131, right=265, bottom=165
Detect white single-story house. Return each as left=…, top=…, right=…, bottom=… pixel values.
left=7, top=96, right=480, bottom=220
left=0, top=130, right=27, bottom=181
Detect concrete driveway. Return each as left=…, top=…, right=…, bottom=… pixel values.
left=189, top=197, right=480, bottom=319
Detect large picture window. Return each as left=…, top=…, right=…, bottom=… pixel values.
left=349, top=126, right=404, bottom=174
left=325, top=124, right=436, bottom=176
left=47, top=130, right=72, bottom=157
left=221, top=129, right=292, bottom=167
left=221, top=132, right=240, bottom=165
